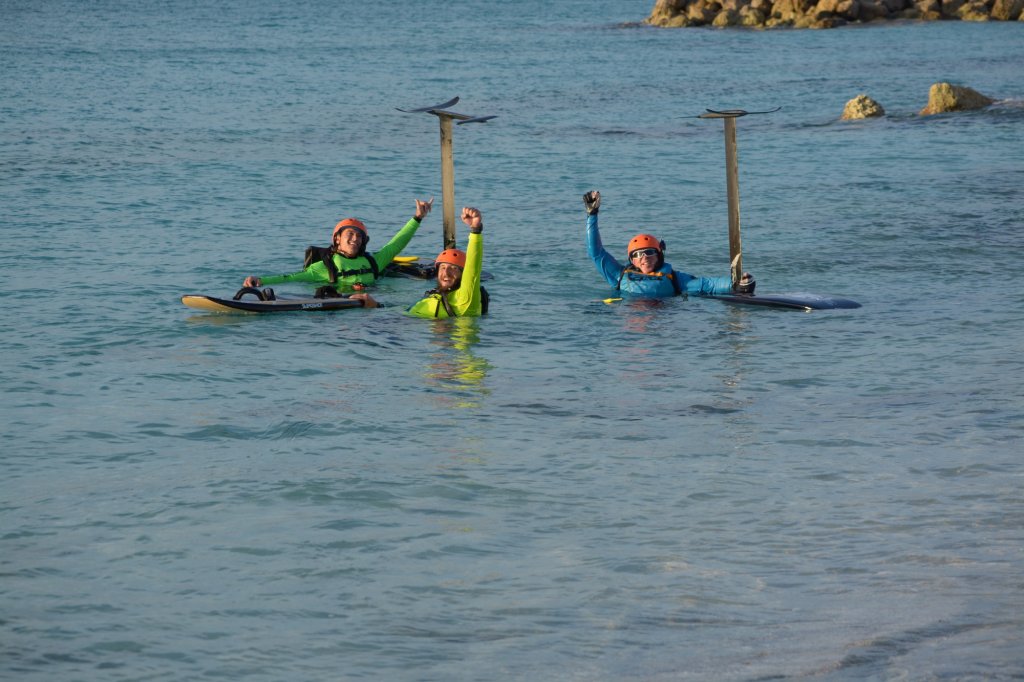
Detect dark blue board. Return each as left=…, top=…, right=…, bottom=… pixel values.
left=706, top=292, right=861, bottom=311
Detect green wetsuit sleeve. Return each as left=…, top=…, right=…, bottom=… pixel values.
left=448, top=231, right=483, bottom=316
left=259, top=260, right=332, bottom=285
left=371, top=217, right=421, bottom=267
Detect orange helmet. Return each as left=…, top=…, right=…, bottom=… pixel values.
left=627, top=234, right=665, bottom=259
left=333, top=217, right=368, bottom=240
left=435, top=249, right=467, bottom=269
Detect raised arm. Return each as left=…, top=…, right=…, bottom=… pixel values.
left=448, top=207, right=484, bottom=316
left=372, top=196, right=434, bottom=266
left=583, top=190, right=626, bottom=286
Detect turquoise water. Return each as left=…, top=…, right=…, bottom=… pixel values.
left=2, top=1, right=1023, bottom=679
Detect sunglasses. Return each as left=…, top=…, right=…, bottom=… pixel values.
left=630, top=248, right=659, bottom=259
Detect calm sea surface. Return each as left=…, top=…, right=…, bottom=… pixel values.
left=2, top=0, right=1022, bottom=679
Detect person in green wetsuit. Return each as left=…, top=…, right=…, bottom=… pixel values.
left=242, top=197, right=434, bottom=303
left=404, top=206, right=485, bottom=318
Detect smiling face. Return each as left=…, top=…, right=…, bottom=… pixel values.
left=333, top=227, right=364, bottom=258
left=435, top=262, right=463, bottom=292
left=630, top=248, right=660, bottom=274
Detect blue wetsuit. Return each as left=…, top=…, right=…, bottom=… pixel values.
left=586, top=214, right=733, bottom=298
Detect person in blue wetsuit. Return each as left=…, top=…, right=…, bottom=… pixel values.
left=583, top=190, right=753, bottom=298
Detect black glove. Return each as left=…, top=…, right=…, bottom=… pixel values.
left=733, top=273, right=756, bottom=295
left=315, top=286, right=343, bottom=299
left=583, top=191, right=601, bottom=215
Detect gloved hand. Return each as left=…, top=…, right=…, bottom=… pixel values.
left=583, top=190, right=601, bottom=215
left=734, top=272, right=756, bottom=294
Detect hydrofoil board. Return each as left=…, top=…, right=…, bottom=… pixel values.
left=182, top=288, right=365, bottom=314
left=706, top=292, right=861, bottom=311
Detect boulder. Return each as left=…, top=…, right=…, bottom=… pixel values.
left=910, top=0, right=943, bottom=19
left=842, top=94, right=886, bottom=119
left=739, top=5, right=769, bottom=24
left=959, top=0, right=994, bottom=18
left=858, top=0, right=894, bottom=19
left=919, top=83, right=995, bottom=115
left=991, top=0, right=1024, bottom=17
left=770, top=0, right=817, bottom=22
left=688, top=0, right=720, bottom=23
left=815, top=0, right=860, bottom=18
left=713, top=7, right=741, bottom=24
left=646, top=0, right=687, bottom=25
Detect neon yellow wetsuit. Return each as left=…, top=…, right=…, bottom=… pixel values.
left=257, top=217, right=422, bottom=293
left=406, top=231, right=483, bottom=318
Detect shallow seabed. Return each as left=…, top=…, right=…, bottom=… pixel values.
left=1, top=1, right=1023, bottom=679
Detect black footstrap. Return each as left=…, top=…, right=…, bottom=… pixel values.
left=233, top=287, right=266, bottom=301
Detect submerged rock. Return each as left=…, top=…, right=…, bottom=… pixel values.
left=842, top=94, right=886, bottom=120
left=645, top=0, right=1021, bottom=27
left=919, top=82, right=995, bottom=115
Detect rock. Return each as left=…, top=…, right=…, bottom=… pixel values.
left=645, top=0, right=1019, bottom=26
left=858, top=0, right=893, bottom=19
left=842, top=94, right=886, bottom=119
left=940, top=0, right=967, bottom=14
left=959, top=0, right=994, bottom=18
left=688, top=0, right=720, bottom=24
left=911, top=0, right=943, bottom=19
left=881, top=0, right=909, bottom=11
left=646, top=0, right=688, bottom=25
left=919, top=83, right=995, bottom=115
left=815, top=0, right=855, bottom=18
left=771, top=0, right=817, bottom=21
left=713, top=7, right=740, bottom=23
left=739, top=5, right=769, bottom=23
left=991, top=0, right=1024, bottom=17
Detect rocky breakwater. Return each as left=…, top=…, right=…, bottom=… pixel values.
left=646, top=0, right=1024, bottom=28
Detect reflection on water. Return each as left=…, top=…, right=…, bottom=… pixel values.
left=422, top=317, right=491, bottom=409
left=611, top=298, right=756, bottom=422
left=618, top=297, right=674, bottom=335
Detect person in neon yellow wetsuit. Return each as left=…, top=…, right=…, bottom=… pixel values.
left=242, top=198, right=433, bottom=304
left=405, top=206, right=485, bottom=318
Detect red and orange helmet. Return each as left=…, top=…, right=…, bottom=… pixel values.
left=627, top=234, right=665, bottom=259
left=435, top=248, right=467, bottom=269
left=333, top=217, right=368, bottom=240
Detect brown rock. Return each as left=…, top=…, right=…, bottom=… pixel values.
left=646, top=0, right=691, bottom=25
left=771, top=0, right=817, bottom=21
left=713, top=7, right=741, bottom=23
left=959, top=0, right=994, bottom=18
left=817, top=0, right=861, bottom=17
left=911, top=0, right=943, bottom=18
left=739, top=5, right=769, bottom=23
left=991, top=0, right=1024, bottom=17
left=688, top=0, right=719, bottom=23
left=842, top=94, right=886, bottom=119
left=920, top=83, right=995, bottom=115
